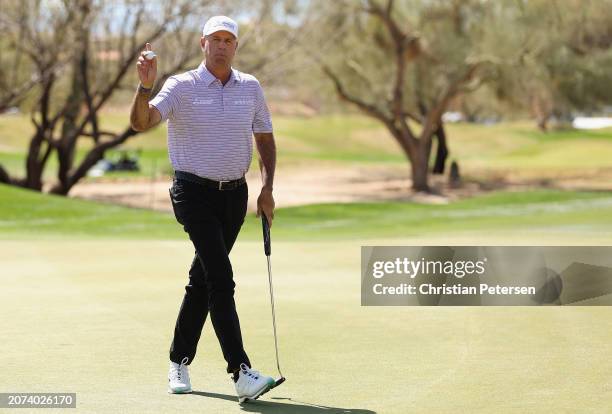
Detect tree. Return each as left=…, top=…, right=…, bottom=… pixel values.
left=0, top=0, right=219, bottom=192
left=0, top=0, right=306, bottom=194
left=473, top=0, right=612, bottom=131
left=306, top=0, right=494, bottom=192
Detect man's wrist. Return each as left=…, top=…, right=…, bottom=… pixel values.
left=138, top=82, right=153, bottom=93
left=261, top=185, right=273, bottom=193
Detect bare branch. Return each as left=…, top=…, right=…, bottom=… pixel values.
left=365, top=0, right=406, bottom=44
left=321, top=63, right=392, bottom=127
left=93, top=25, right=168, bottom=112
left=385, top=0, right=394, bottom=16
left=364, top=0, right=419, bottom=143
left=62, top=127, right=138, bottom=192
left=420, top=62, right=483, bottom=141
left=81, top=130, right=118, bottom=139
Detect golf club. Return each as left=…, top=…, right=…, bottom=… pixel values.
left=261, top=215, right=286, bottom=388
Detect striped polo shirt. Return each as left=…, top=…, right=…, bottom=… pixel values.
left=149, top=62, right=273, bottom=181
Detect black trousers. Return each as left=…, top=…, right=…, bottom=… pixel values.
left=168, top=177, right=251, bottom=373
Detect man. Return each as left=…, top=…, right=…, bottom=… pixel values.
left=129, top=15, right=277, bottom=403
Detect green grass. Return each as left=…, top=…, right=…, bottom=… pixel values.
left=2, top=183, right=612, bottom=243
left=0, top=183, right=180, bottom=239
left=3, top=113, right=612, bottom=181
left=2, top=117, right=611, bottom=413
left=3, top=238, right=610, bottom=413
left=0, top=151, right=28, bottom=175
left=446, top=122, right=612, bottom=171
left=2, top=115, right=611, bottom=414
left=262, top=190, right=612, bottom=241
left=520, top=125, right=612, bottom=142
left=0, top=113, right=37, bottom=150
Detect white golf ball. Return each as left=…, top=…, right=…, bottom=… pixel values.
left=143, top=51, right=156, bottom=60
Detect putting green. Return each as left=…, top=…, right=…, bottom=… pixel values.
left=1, top=239, right=610, bottom=413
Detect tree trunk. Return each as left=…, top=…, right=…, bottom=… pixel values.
left=24, top=134, right=47, bottom=190
left=389, top=130, right=430, bottom=193
left=411, top=144, right=430, bottom=192
left=57, top=1, right=89, bottom=191
left=24, top=69, right=56, bottom=191
left=0, top=165, right=12, bottom=184
left=390, top=129, right=432, bottom=193
left=50, top=128, right=139, bottom=195
left=531, top=95, right=550, bottom=132
left=432, top=124, right=448, bottom=174
left=537, top=115, right=549, bottom=132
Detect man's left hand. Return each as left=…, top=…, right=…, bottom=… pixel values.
left=257, top=188, right=275, bottom=227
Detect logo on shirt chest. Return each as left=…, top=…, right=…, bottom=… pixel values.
left=192, top=98, right=214, bottom=105
left=232, top=99, right=253, bottom=106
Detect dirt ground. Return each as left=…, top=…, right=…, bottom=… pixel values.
left=70, top=164, right=612, bottom=213
left=70, top=165, right=447, bottom=213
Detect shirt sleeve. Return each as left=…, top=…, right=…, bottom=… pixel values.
left=149, top=76, right=182, bottom=122
left=252, top=82, right=273, bottom=133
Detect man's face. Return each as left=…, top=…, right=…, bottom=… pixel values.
left=202, top=31, right=238, bottom=67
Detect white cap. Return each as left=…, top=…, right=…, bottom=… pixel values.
left=203, top=15, right=239, bottom=38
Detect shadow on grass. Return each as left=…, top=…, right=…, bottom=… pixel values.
left=191, top=391, right=376, bottom=413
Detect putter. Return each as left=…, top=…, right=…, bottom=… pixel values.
left=261, top=215, right=286, bottom=388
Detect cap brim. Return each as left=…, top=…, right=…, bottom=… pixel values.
left=204, top=27, right=237, bottom=38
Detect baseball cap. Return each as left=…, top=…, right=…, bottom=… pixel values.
left=203, top=16, right=239, bottom=38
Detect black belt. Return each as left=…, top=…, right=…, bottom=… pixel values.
left=174, top=170, right=246, bottom=191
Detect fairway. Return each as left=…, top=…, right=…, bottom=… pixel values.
left=1, top=239, right=611, bottom=413
left=2, top=186, right=612, bottom=413
left=1, top=186, right=612, bottom=412
left=3, top=184, right=612, bottom=243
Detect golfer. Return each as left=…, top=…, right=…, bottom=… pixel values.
left=129, top=16, right=277, bottom=403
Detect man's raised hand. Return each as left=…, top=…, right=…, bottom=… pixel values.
left=136, top=43, right=157, bottom=88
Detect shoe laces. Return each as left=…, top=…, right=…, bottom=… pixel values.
left=171, top=357, right=189, bottom=381
left=240, top=363, right=260, bottom=382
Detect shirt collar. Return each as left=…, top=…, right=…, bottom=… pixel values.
left=197, top=62, right=241, bottom=86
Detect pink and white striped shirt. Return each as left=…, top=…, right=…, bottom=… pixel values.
left=150, top=62, right=273, bottom=181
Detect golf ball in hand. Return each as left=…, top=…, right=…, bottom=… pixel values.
left=143, top=51, right=156, bottom=60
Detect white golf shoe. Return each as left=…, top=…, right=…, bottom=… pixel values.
left=168, top=357, right=192, bottom=394
left=234, top=363, right=275, bottom=403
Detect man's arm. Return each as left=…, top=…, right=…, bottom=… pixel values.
left=254, top=132, right=276, bottom=225
left=130, top=42, right=161, bottom=132
left=130, top=89, right=161, bottom=132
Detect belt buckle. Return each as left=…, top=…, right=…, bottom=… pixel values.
left=218, top=180, right=229, bottom=190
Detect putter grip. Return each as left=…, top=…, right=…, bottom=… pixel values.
left=262, top=215, right=271, bottom=256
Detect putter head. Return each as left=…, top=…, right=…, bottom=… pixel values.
left=273, top=377, right=286, bottom=388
